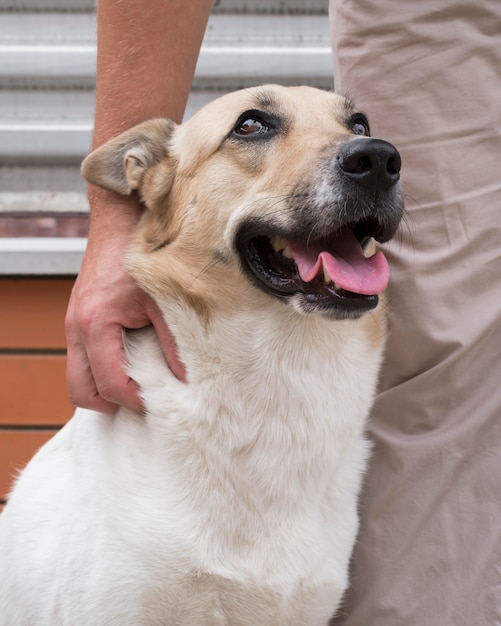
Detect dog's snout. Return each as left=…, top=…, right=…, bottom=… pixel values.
left=337, top=138, right=401, bottom=192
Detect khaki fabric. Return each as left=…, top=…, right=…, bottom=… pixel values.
left=329, top=1, right=501, bottom=624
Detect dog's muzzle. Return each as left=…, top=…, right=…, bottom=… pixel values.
left=235, top=137, right=404, bottom=320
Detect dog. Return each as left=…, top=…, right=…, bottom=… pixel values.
left=0, top=85, right=403, bottom=625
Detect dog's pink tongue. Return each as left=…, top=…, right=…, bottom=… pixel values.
left=289, top=229, right=389, bottom=295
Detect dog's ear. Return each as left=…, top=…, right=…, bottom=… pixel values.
left=81, top=118, right=177, bottom=196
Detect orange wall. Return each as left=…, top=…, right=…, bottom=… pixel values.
left=0, top=278, right=75, bottom=509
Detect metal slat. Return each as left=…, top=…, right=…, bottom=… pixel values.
left=0, top=237, right=86, bottom=274
left=0, top=166, right=86, bottom=193
left=0, top=121, right=93, bottom=163
left=0, top=44, right=95, bottom=88
left=0, top=191, right=88, bottom=213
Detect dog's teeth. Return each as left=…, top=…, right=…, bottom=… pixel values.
left=271, top=236, right=287, bottom=252
left=323, top=268, right=342, bottom=290
left=270, top=236, right=293, bottom=259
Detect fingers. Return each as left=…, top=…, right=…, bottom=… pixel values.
left=66, top=296, right=143, bottom=414
left=66, top=332, right=118, bottom=414
left=84, top=322, right=144, bottom=413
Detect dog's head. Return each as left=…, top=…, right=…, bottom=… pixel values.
left=82, top=85, right=403, bottom=323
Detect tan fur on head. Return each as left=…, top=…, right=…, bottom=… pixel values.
left=81, top=85, right=402, bottom=335
left=78, top=83, right=405, bottom=418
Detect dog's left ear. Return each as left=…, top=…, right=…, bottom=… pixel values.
left=81, top=118, right=177, bottom=196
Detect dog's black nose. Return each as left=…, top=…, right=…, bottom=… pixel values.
left=337, top=138, right=401, bottom=192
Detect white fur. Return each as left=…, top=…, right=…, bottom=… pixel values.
left=0, top=305, right=382, bottom=625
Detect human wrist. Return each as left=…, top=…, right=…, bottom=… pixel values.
left=87, top=184, right=143, bottom=242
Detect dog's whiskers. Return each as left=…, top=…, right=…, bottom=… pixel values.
left=189, top=257, right=220, bottom=288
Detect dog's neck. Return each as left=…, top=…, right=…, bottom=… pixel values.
left=126, top=303, right=381, bottom=523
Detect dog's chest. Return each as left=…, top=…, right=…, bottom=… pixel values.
left=109, top=407, right=365, bottom=624
left=98, top=320, right=380, bottom=623
left=95, top=390, right=365, bottom=624
left=89, top=504, right=350, bottom=625
left=136, top=570, right=342, bottom=626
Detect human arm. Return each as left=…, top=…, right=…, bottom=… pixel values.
left=65, top=0, right=214, bottom=413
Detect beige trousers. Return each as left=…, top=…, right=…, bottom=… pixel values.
left=329, top=1, right=501, bottom=624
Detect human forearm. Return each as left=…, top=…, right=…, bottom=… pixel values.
left=67, top=1, right=211, bottom=410
left=93, top=0, right=214, bottom=146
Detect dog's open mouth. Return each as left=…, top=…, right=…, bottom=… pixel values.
left=239, top=218, right=391, bottom=315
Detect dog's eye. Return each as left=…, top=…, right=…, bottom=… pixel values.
left=233, top=114, right=272, bottom=137
left=350, top=115, right=371, bottom=137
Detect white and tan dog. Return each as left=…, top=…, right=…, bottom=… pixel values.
left=0, top=85, right=403, bottom=625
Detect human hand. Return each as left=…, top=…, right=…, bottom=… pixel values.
left=65, top=188, right=186, bottom=414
